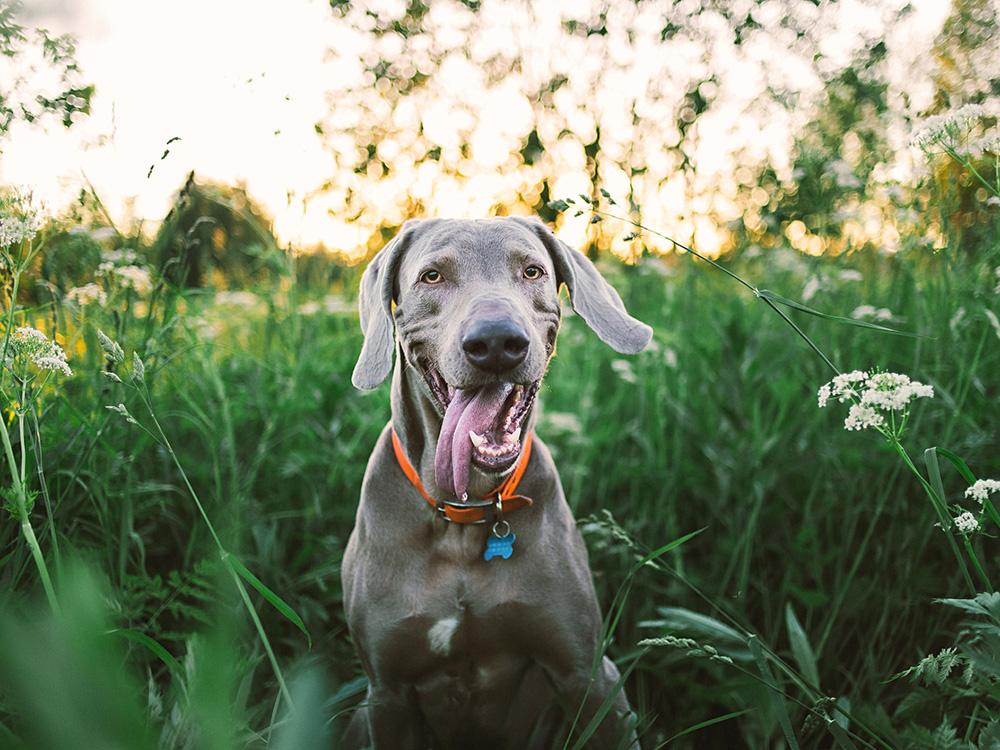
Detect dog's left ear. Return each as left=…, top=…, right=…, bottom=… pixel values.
left=352, top=220, right=426, bottom=390
left=511, top=217, right=652, bottom=354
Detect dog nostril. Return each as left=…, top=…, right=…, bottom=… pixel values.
left=464, top=340, right=489, bottom=359
left=504, top=336, right=528, bottom=356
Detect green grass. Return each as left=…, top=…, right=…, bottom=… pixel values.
left=0, top=204, right=998, bottom=748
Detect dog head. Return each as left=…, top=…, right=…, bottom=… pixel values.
left=352, top=216, right=651, bottom=497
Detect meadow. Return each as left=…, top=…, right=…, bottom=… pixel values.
left=1, top=132, right=999, bottom=748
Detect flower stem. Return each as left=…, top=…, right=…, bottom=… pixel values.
left=891, top=439, right=977, bottom=594
left=0, top=408, right=59, bottom=614
left=136, top=385, right=294, bottom=710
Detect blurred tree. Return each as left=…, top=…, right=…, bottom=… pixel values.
left=153, top=174, right=285, bottom=288
left=316, top=0, right=912, bottom=255
left=930, top=0, right=999, bottom=108
left=741, top=39, right=897, bottom=255
left=0, top=0, right=93, bottom=148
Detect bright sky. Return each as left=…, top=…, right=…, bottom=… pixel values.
left=1, top=0, right=951, bottom=254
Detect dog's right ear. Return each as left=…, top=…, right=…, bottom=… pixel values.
left=352, top=220, right=422, bottom=390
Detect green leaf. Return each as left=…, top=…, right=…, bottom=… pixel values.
left=756, top=289, right=923, bottom=337
left=223, top=553, right=311, bottom=647
left=931, top=447, right=978, bottom=485
left=826, top=717, right=859, bottom=750
left=569, top=655, right=639, bottom=750
left=108, top=628, right=180, bottom=677
left=661, top=708, right=752, bottom=745
left=749, top=635, right=800, bottom=750
left=785, top=604, right=820, bottom=689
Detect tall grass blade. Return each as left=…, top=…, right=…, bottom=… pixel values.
left=924, top=448, right=979, bottom=591
left=784, top=604, right=820, bottom=689
left=756, top=290, right=922, bottom=337
left=655, top=708, right=752, bottom=747
left=108, top=628, right=181, bottom=677
left=748, top=635, right=800, bottom=750
left=224, top=552, right=311, bottom=647
left=569, top=656, right=640, bottom=750
left=827, top=718, right=860, bottom=750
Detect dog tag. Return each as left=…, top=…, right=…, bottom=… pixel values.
left=483, top=529, right=515, bottom=561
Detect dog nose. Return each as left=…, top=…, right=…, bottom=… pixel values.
left=462, top=319, right=530, bottom=373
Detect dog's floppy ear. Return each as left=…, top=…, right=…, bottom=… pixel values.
left=512, top=217, right=652, bottom=354
left=352, top=220, right=423, bottom=390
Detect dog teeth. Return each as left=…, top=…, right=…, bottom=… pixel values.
left=503, top=428, right=521, bottom=444
left=469, top=431, right=486, bottom=449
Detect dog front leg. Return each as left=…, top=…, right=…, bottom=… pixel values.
left=361, top=684, right=426, bottom=750
left=547, top=656, right=639, bottom=749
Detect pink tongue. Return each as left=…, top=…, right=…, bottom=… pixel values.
left=434, top=383, right=513, bottom=498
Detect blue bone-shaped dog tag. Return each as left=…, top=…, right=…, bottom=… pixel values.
left=483, top=531, right=516, bottom=561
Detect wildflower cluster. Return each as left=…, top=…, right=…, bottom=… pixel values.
left=945, top=479, right=1000, bottom=538
left=96, top=249, right=153, bottom=295
left=7, top=327, right=72, bottom=377
left=0, top=194, right=40, bottom=249
left=954, top=512, right=980, bottom=534
left=0, top=214, right=38, bottom=248
left=965, top=479, right=1000, bottom=508
left=911, top=104, right=987, bottom=150
left=112, top=265, right=153, bottom=294
left=817, top=370, right=933, bottom=434
left=65, top=283, right=107, bottom=306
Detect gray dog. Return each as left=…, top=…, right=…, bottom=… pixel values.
left=342, top=216, right=652, bottom=748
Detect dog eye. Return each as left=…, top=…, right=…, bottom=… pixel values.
left=523, top=265, right=544, bottom=280
left=419, top=269, right=443, bottom=284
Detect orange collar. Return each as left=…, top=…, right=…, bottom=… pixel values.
left=390, top=430, right=534, bottom=524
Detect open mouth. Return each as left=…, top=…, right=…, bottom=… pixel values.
left=421, top=363, right=539, bottom=499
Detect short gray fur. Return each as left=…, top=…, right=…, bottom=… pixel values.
left=342, top=217, right=650, bottom=748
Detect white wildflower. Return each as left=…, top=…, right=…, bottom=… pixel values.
left=994, top=266, right=1000, bottom=294
left=950, top=307, right=967, bottom=333
left=957, top=131, right=1000, bottom=158
left=89, top=227, right=118, bottom=242
left=862, top=372, right=934, bottom=411
left=541, top=411, right=584, bottom=436
left=610, top=359, right=637, bottom=384
left=818, top=370, right=867, bottom=406
left=101, top=247, right=138, bottom=264
left=32, top=355, right=72, bottom=377
left=66, top=283, right=107, bottom=306
left=965, top=479, right=1000, bottom=507
left=8, top=326, right=72, bottom=377
left=0, top=193, right=40, bottom=247
left=113, top=265, right=153, bottom=294
left=817, top=383, right=832, bottom=408
left=953, top=511, right=979, bottom=534
left=838, top=269, right=864, bottom=282
left=851, top=305, right=894, bottom=322
left=215, top=290, right=260, bottom=307
left=986, top=309, right=1000, bottom=341
left=818, top=369, right=933, bottom=433
left=802, top=275, right=823, bottom=302
left=298, top=294, right=352, bottom=316
left=0, top=214, right=38, bottom=247
left=844, top=403, right=885, bottom=431
left=912, top=104, right=987, bottom=149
